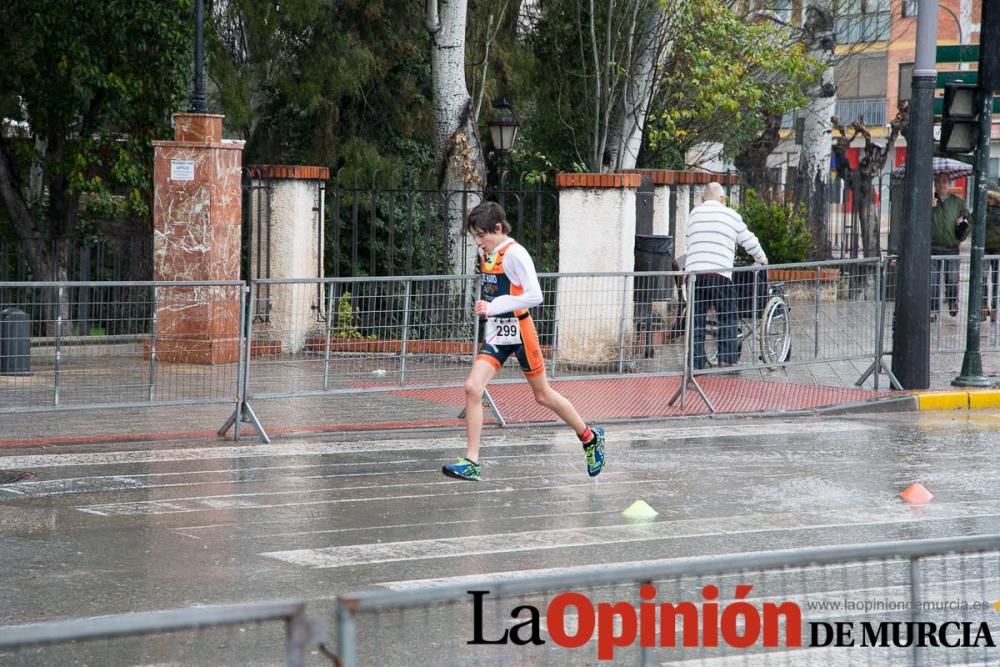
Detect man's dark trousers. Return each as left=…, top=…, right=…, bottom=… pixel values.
left=692, top=272, right=738, bottom=369
left=931, top=249, right=960, bottom=315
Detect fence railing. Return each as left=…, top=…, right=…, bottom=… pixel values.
left=0, top=280, right=242, bottom=412
left=0, top=236, right=151, bottom=283
left=335, top=534, right=1000, bottom=666
left=0, top=599, right=324, bottom=666
left=6, top=256, right=999, bottom=429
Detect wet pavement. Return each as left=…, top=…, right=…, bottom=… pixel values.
left=2, top=411, right=1000, bottom=664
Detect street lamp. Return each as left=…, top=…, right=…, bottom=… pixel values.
left=487, top=97, right=519, bottom=198
left=189, top=0, right=208, bottom=113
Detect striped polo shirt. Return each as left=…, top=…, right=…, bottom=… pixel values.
left=684, top=200, right=767, bottom=279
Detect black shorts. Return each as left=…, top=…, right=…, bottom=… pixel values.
left=476, top=314, right=545, bottom=376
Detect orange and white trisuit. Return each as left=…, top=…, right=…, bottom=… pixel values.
left=476, top=239, right=545, bottom=376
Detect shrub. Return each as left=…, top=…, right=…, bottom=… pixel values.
left=735, top=189, right=814, bottom=265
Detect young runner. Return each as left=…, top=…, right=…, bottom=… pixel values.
left=442, top=201, right=606, bottom=481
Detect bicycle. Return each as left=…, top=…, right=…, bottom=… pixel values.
left=703, top=274, right=792, bottom=367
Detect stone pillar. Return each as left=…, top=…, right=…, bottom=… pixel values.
left=152, top=113, right=244, bottom=364
left=247, top=165, right=330, bottom=353
left=553, top=172, right=640, bottom=365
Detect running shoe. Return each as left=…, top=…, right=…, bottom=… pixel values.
left=582, top=425, right=606, bottom=477
left=442, top=457, right=481, bottom=481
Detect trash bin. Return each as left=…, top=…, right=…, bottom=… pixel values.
left=633, top=235, right=674, bottom=359
left=0, top=308, right=32, bottom=376
left=634, top=234, right=674, bottom=303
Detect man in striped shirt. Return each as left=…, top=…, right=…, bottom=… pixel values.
left=684, top=182, right=768, bottom=370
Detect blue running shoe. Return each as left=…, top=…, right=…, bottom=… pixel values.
left=583, top=425, right=606, bottom=477
left=442, top=457, right=481, bottom=481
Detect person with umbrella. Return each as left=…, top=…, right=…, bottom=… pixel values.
left=931, top=171, right=969, bottom=319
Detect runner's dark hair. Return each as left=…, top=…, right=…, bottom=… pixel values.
left=466, top=201, right=511, bottom=234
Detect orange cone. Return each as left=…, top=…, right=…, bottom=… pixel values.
left=900, top=483, right=933, bottom=505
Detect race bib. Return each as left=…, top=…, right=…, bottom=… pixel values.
left=485, top=316, right=521, bottom=346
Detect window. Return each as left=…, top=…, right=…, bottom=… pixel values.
left=836, top=54, right=888, bottom=98
left=901, top=0, right=918, bottom=18
left=835, top=0, right=891, bottom=43
left=898, top=63, right=914, bottom=103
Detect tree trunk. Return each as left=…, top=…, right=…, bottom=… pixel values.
left=428, top=0, right=484, bottom=276
left=795, top=5, right=836, bottom=259
left=0, top=138, right=55, bottom=280
left=856, top=182, right=879, bottom=257
left=605, top=4, right=663, bottom=171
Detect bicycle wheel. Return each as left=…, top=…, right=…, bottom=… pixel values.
left=704, top=318, right=720, bottom=366
left=759, top=297, right=791, bottom=364
left=704, top=317, right=750, bottom=367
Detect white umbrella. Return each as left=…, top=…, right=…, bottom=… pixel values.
left=890, top=156, right=975, bottom=181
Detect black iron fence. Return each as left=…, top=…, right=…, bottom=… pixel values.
left=0, top=166, right=910, bottom=297
left=324, top=184, right=559, bottom=278
left=0, top=236, right=151, bottom=283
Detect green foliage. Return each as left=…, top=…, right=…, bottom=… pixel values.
left=209, top=0, right=435, bottom=182
left=514, top=0, right=823, bottom=173
left=331, top=292, right=373, bottom=339
left=0, top=0, right=191, bottom=239
left=645, top=0, right=824, bottom=166
left=736, top=189, right=814, bottom=265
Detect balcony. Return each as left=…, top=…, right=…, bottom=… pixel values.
left=834, top=98, right=887, bottom=127
left=835, top=11, right=891, bottom=44
left=780, top=98, right=887, bottom=131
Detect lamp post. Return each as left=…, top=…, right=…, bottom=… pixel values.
left=892, top=0, right=938, bottom=389
left=487, top=97, right=519, bottom=205
left=189, top=0, right=208, bottom=113
left=952, top=0, right=999, bottom=386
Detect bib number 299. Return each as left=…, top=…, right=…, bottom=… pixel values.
left=485, top=317, right=521, bottom=346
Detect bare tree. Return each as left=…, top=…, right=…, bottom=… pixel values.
left=603, top=1, right=672, bottom=171
left=426, top=0, right=485, bottom=274
left=831, top=99, right=909, bottom=257
left=794, top=4, right=837, bottom=259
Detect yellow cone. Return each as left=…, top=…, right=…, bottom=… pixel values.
left=622, top=499, right=658, bottom=519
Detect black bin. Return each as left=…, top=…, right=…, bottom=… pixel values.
left=1, top=308, right=32, bottom=376
left=634, top=234, right=674, bottom=303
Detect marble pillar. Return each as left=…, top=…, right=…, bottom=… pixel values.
left=152, top=113, right=244, bottom=364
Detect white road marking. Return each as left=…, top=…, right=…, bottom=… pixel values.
left=171, top=508, right=617, bottom=540
left=260, top=502, right=1000, bottom=569
left=0, top=452, right=645, bottom=498
left=0, top=421, right=876, bottom=470
left=73, top=476, right=647, bottom=516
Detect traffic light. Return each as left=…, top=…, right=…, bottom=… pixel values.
left=939, top=81, right=981, bottom=154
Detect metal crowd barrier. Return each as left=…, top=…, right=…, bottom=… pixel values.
left=0, top=599, right=325, bottom=666
left=10, top=257, right=997, bottom=433
left=335, top=534, right=1000, bottom=666
left=0, top=280, right=243, bottom=413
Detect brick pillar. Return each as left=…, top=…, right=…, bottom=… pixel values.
left=152, top=113, right=244, bottom=364
left=554, top=172, right=640, bottom=365
left=247, top=165, right=330, bottom=353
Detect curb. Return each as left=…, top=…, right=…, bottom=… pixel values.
left=914, top=390, right=1000, bottom=410
left=813, top=395, right=918, bottom=415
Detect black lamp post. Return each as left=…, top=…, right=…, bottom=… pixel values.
left=487, top=97, right=519, bottom=202
left=189, top=0, right=208, bottom=113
